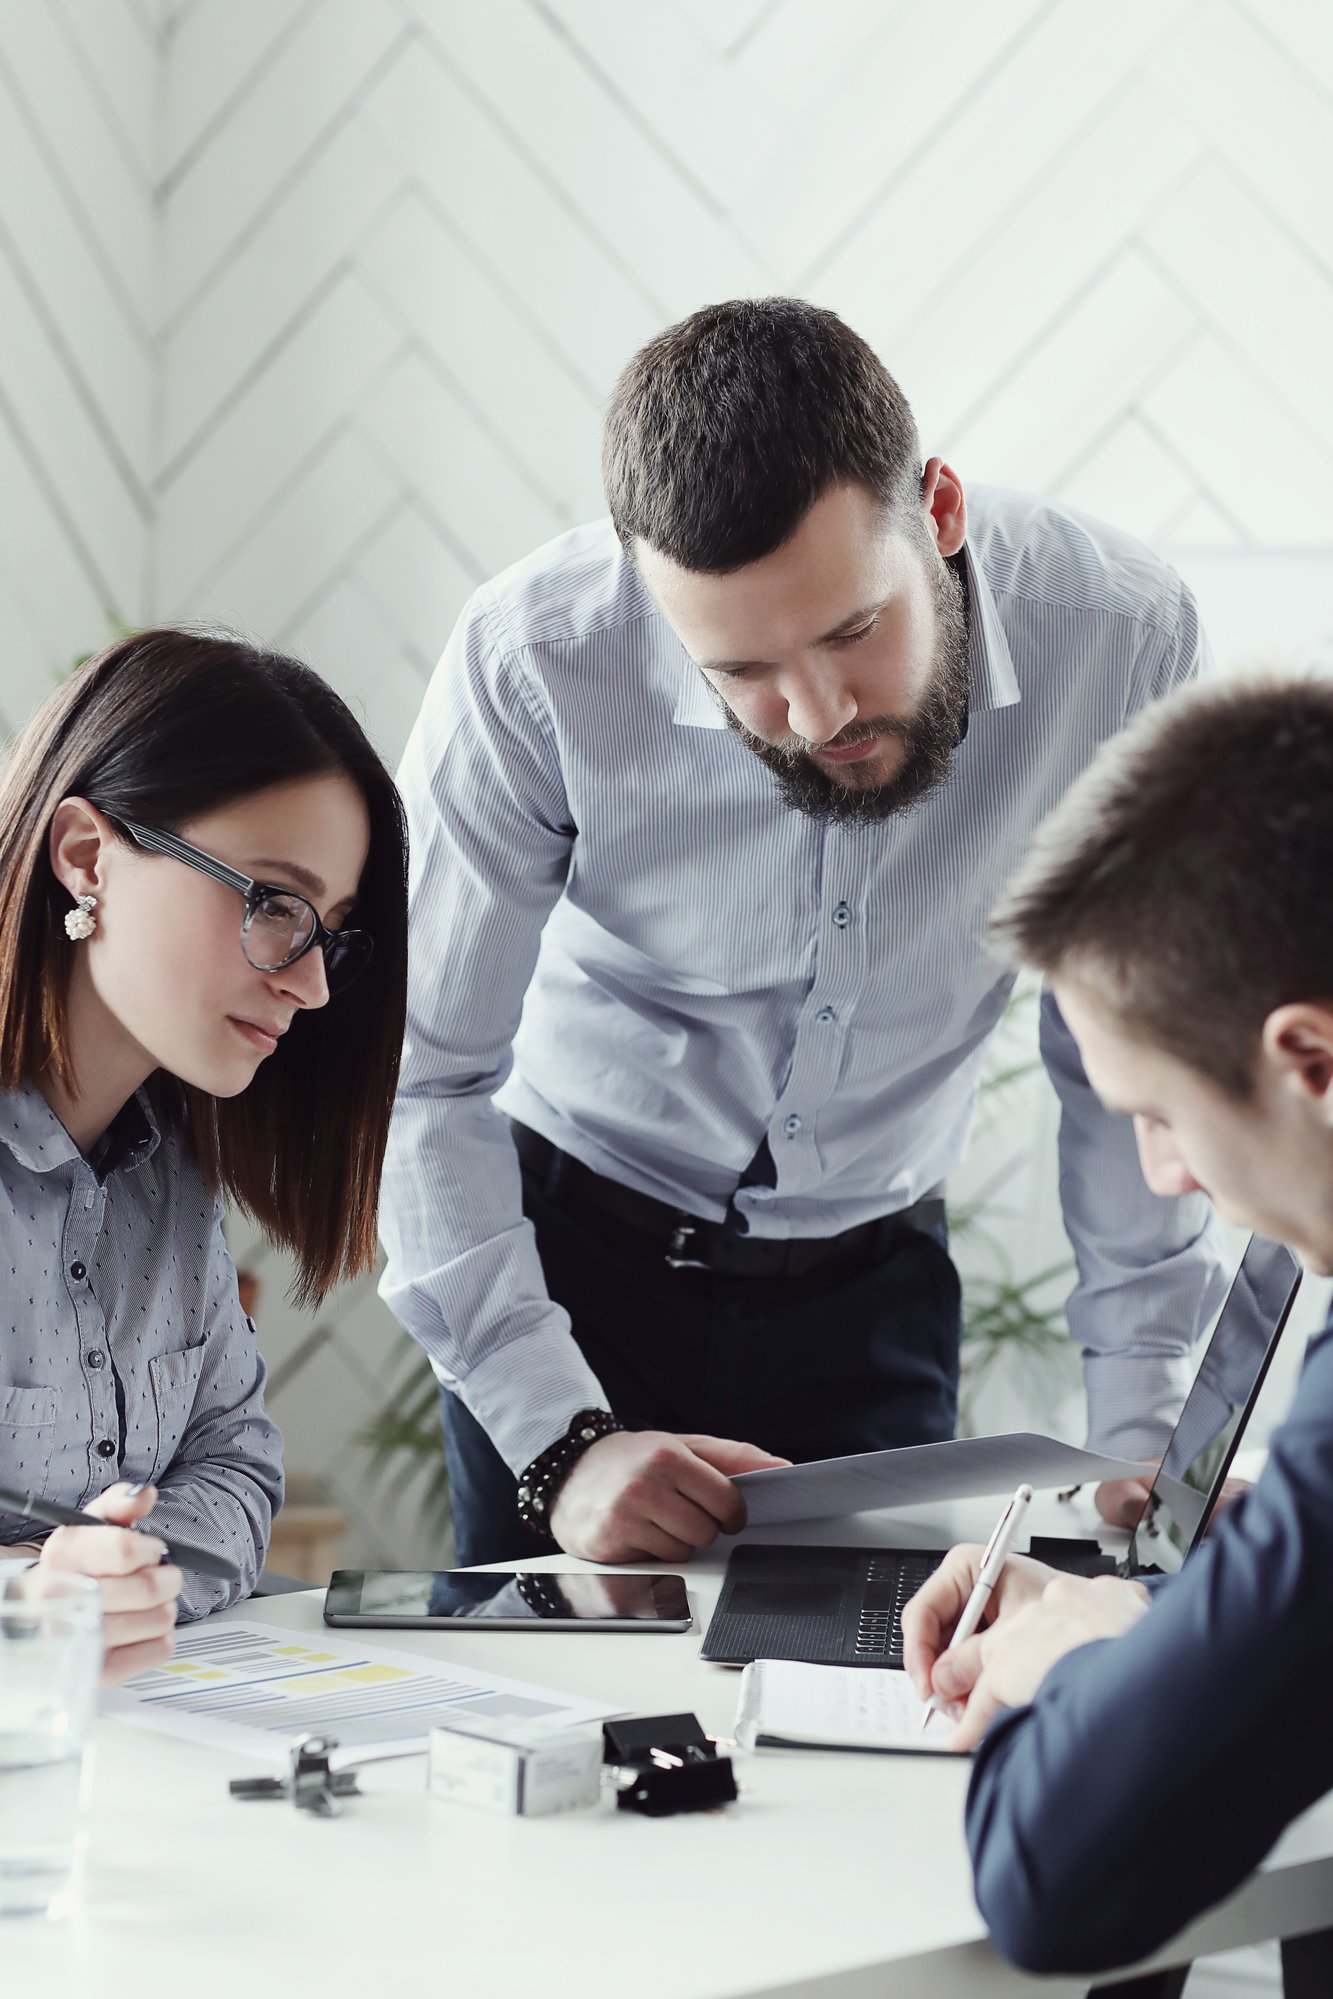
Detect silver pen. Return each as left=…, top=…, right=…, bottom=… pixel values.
left=921, top=1483, right=1033, bottom=1730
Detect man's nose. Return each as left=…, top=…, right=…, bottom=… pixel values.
left=783, top=675, right=857, bottom=747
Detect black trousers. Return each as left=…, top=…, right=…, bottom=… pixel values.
left=441, top=1149, right=963, bottom=1567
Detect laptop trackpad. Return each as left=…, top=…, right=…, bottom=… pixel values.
left=729, top=1579, right=843, bottom=1619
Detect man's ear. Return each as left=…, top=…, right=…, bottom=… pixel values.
left=921, top=458, right=967, bottom=559
left=1262, top=1003, right=1333, bottom=1105
left=48, top=797, right=113, bottom=901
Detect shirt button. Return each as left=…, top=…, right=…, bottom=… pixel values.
left=70, top=1261, right=87, bottom=1281
left=87, top=1350, right=105, bottom=1369
left=96, top=1439, right=116, bottom=1458
left=815, top=1006, right=837, bottom=1024
left=831, top=903, right=852, bottom=928
left=783, top=1114, right=802, bottom=1136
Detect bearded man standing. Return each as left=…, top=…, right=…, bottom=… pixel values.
left=381, top=297, right=1225, bottom=1568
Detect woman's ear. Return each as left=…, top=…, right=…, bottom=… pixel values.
left=48, top=797, right=112, bottom=901
left=1262, top=1003, right=1333, bottom=1104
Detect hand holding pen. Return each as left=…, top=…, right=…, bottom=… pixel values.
left=0, top=1480, right=236, bottom=1686
left=0, top=1479, right=239, bottom=1580
left=919, top=1484, right=1034, bottom=1731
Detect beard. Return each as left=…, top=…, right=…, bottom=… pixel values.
left=722, top=555, right=970, bottom=825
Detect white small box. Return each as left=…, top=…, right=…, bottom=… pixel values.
left=427, top=1716, right=604, bottom=1817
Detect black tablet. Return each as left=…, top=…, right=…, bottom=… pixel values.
left=324, top=1567, right=692, bottom=1631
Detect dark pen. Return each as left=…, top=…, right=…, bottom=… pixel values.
left=0, top=1483, right=241, bottom=1582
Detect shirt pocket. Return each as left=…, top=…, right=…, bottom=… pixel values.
left=0, top=1383, right=59, bottom=1505
left=147, top=1346, right=207, bottom=1479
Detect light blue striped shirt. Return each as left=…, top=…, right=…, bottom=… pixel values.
left=381, top=486, right=1226, bottom=1474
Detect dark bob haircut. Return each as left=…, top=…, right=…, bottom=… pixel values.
left=0, top=627, right=408, bottom=1304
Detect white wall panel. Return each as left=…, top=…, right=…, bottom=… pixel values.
left=1142, top=333, right=1333, bottom=544
left=160, top=0, right=311, bottom=187
left=161, top=121, right=401, bottom=468
left=349, top=495, right=478, bottom=674
left=415, top=0, right=774, bottom=304
left=356, top=188, right=604, bottom=512
left=949, top=250, right=1198, bottom=500
left=357, top=346, right=568, bottom=571
left=356, top=44, right=670, bottom=383
left=160, top=1, right=409, bottom=322
left=0, top=0, right=155, bottom=703
left=53, top=0, right=164, bottom=183
left=189, top=425, right=401, bottom=645
left=160, top=273, right=403, bottom=599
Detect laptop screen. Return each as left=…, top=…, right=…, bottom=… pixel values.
left=1127, top=1234, right=1302, bottom=1574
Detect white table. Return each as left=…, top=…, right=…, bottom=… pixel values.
left=9, top=1492, right=1333, bottom=1999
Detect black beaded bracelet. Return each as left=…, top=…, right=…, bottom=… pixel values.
left=514, top=1572, right=571, bottom=1619
left=516, top=1408, right=624, bottom=1538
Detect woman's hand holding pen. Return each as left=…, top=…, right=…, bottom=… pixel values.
left=37, top=1481, right=182, bottom=1684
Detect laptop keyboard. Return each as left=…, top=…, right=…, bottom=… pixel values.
left=701, top=1540, right=1115, bottom=1671
left=853, top=1552, right=942, bottom=1665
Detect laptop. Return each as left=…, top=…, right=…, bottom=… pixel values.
left=701, top=1233, right=1302, bottom=1670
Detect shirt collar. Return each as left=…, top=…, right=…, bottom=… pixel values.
left=671, top=538, right=1020, bottom=732
left=958, top=538, right=1020, bottom=715
left=672, top=648, right=730, bottom=730
left=0, top=1083, right=162, bottom=1178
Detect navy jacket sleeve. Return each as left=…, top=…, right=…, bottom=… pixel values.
left=965, top=1320, right=1333, bottom=1976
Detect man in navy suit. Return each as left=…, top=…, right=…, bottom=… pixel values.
left=902, top=675, right=1333, bottom=1976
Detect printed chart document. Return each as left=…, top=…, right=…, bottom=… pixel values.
left=102, top=1621, right=623, bottom=1760
left=733, top=1432, right=1147, bottom=1526
left=735, top=1659, right=962, bottom=1757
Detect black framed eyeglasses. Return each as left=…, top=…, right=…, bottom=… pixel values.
left=113, top=817, right=373, bottom=994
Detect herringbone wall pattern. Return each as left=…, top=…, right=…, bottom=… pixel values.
left=4, top=0, right=1333, bottom=1568
left=156, top=0, right=1333, bottom=752
left=0, top=0, right=158, bottom=726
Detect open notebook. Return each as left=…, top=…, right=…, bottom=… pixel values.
left=734, top=1659, right=965, bottom=1758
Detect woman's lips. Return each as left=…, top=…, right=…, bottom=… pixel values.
left=229, top=1017, right=279, bottom=1055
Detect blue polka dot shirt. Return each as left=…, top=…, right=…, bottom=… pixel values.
left=0, top=1083, right=284, bottom=1619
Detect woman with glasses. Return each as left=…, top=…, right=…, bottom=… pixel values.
left=0, top=627, right=407, bottom=1681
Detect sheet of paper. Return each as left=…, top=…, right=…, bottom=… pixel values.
left=102, top=1621, right=623, bottom=1761
left=733, top=1432, right=1147, bottom=1526
left=736, top=1659, right=955, bottom=1754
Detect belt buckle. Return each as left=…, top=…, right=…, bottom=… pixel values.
left=665, top=1218, right=708, bottom=1271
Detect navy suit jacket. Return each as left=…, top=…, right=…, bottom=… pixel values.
left=965, top=1315, right=1333, bottom=1975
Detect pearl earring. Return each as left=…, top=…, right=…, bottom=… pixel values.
left=64, top=894, right=97, bottom=941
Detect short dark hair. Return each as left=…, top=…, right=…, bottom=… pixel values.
left=0, top=627, right=408, bottom=1303
left=989, top=676, right=1333, bottom=1096
left=602, top=297, right=922, bottom=572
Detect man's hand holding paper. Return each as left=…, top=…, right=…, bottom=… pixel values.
left=549, top=1430, right=790, bottom=1563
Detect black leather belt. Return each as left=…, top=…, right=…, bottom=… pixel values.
left=512, top=1123, right=944, bottom=1278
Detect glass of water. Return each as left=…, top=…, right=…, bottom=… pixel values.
left=0, top=1569, right=101, bottom=1917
